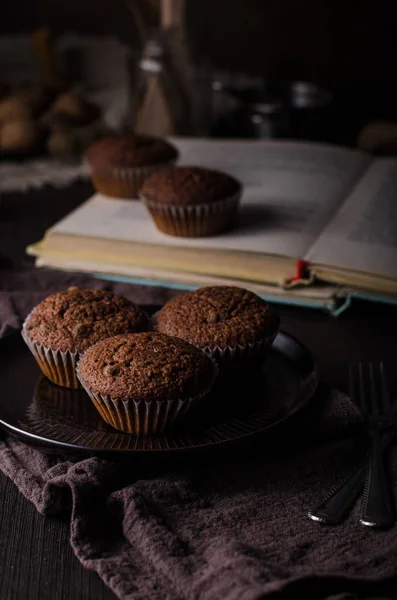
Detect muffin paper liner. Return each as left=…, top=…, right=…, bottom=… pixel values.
left=76, top=353, right=218, bottom=436
left=90, top=158, right=178, bottom=199
left=203, top=333, right=278, bottom=370
left=22, top=319, right=81, bottom=389
left=140, top=189, right=241, bottom=237
left=152, top=311, right=278, bottom=371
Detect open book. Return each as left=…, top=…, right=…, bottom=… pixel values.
left=28, top=138, right=397, bottom=314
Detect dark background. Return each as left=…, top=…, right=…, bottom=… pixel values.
left=3, top=0, right=397, bottom=146
left=2, top=0, right=397, bottom=85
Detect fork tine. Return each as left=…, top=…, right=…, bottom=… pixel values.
left=369, top=362, right=379, bottom=419
left=380, top=362, right=392, bottom=416
left=358, top=362, right=368, bottom=416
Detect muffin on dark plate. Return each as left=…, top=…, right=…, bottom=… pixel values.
left=84, top=133, right=179, bottom=199
left=22, top=287, right=149, bottom=389
left=77, top=332, right=218, bottom=435
left=154, top=286, right=280, bottom=370
left=140, top=166, right=242, bottom=237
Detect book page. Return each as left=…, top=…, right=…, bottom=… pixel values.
left=306, top=159, right=397, bottom=280
left=51, top=139, right=369, bottom=259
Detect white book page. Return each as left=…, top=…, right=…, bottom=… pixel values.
left=306, top=159, right=397, bottom=280
left=51, top=139, right=369, bottom=258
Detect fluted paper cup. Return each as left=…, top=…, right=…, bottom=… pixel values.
left=152, top=311, right=278, bottom=372
left=203, top=333, right=278, bottom=371
left=141, top=189, right=241, bottom=237
left=22, top=320, right=81, bottom=389
left=90, top=158, right=178, bottom=200
left=76, top=354, right=218, bottom=435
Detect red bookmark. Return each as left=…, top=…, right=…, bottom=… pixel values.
left=289, top=259, right=309, bottom=283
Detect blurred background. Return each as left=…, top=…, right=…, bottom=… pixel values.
left=1, top=0, right=397, bottom=161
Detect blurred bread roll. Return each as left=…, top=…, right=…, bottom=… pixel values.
left=41, top=91, right=100, bottom=128
left=0, top=97, right=32, bottom=123
left=0, top=119, right=41, bottom=151
left=47, top=130, right=77, bottom=156
left=47, top=121, right=105, bottom=157
left=51, top=91, right=87, bottom=117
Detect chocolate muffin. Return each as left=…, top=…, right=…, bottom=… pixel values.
left=22, top=287, right=149, bottom=388
left=77, top=332, right=217, bottom=434
left=84, top=133, right=178, bottom=199
left=140, top=166, right=242, bottom=237
left=155, top=286, right=280, bottom=369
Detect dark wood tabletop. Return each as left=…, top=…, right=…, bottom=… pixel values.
left=0, top=182, right=397, bottom=600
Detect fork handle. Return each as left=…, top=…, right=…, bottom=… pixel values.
left=309, top=429, right=396, bottom=525
left=308, top=463, right=366, bottom=524
left=360, top=433, right=396, bottom=528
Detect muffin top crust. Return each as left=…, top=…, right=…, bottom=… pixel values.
left=77, top=332, right=215, bottom=400
left=140, top=166, right=241, bottom=206
left=155, top=286, right=280, bottom=348
left=25, top=287, right=148, bottom=352
left=84, top=133, right=178, bottom=169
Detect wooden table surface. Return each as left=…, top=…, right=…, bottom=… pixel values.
left=0, top=182, right=396, bottom=600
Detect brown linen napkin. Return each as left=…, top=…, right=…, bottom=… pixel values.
left=1, top=262, right=397, bottom=600
left=0, top=258, right=180, bottom=338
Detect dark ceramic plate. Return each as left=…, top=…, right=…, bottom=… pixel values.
left=0, top=329, right=318, bottom=456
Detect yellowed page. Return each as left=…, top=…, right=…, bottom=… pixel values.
left=307, top=158, right=397, bottom=285
left=29, top=238, right=294, bottom=285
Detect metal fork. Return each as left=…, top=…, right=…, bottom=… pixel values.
left=354, top=362, right=396, bottom=528
left=308, top=362, right=396, bottom=527
left=308, top=428, right=396, bottom=525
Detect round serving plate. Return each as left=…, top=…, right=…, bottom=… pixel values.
left=0, top=330, right=318, bottom=456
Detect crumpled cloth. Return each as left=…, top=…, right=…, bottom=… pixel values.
left=1, top=263, right=396, bottom=600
